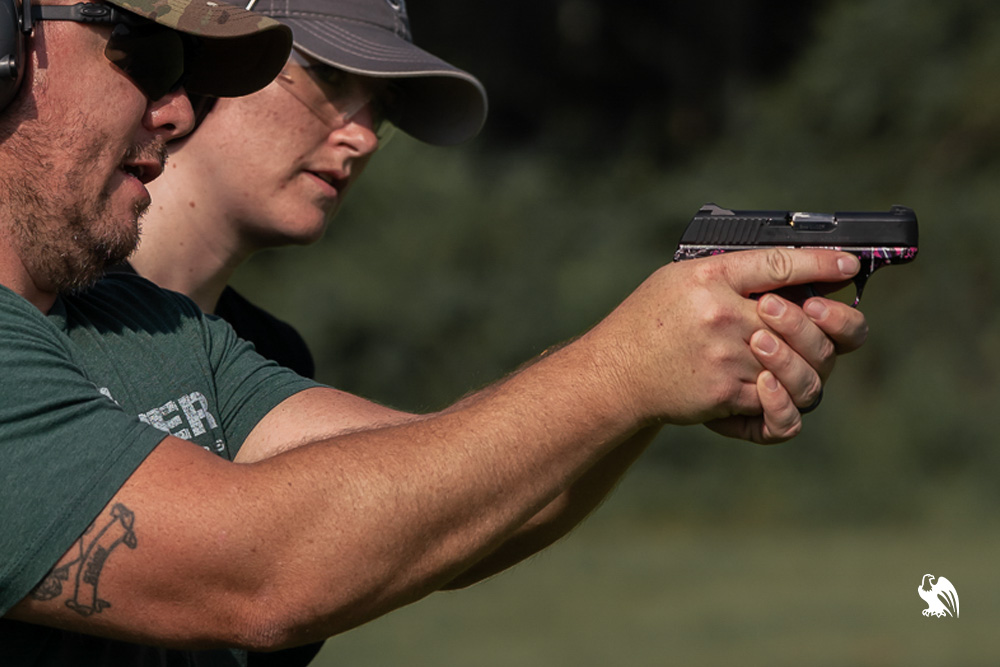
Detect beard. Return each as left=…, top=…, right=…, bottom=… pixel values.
left=1, top=108, right=165, bottom=294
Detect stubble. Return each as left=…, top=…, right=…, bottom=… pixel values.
left=1, top=110, right=164, bottom=293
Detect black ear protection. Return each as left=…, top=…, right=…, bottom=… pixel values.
left=0, top=0, right=32, bottom=112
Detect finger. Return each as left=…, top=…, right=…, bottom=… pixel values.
left=757, top=293, right=836, bottom=382
left=750, top=329, right=823, bottom=409
left=802, top=297, right=869, bottom=354
left=722, top=248, right=860, bottom=298
left=756, top=370, right=802, bottom=443
left=704, top=372, right=801, bottom=444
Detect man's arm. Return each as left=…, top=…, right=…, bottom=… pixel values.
left=5, top=248, right=865, bottom=650
left=229, top=253, right=865, bottom=590
left=5, top=350, right=656, bottom=651
left=443, top=281, right=868, bottom=588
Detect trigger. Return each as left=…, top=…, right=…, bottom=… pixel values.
left=850, top=274, right=868, bottom=308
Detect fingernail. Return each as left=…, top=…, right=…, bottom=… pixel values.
left=762, top=371, right=779, bottom=392
left=760, top=294, right=786, bottom=317
left=838, top=255, right=860, bottom=275
left=804, top=299, right=828, bottom=320
left=754, top=330, right=778, bottom=355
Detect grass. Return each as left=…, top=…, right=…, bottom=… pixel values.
left=312, top=507, right=1000, bottom=666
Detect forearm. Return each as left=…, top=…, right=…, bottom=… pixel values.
left=258, top=340, right=641, bottom=633
left=441, top=425, right=660, bottom=589
left=245, top=342, right=653, bottom=600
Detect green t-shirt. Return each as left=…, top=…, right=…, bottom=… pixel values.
left=0, top=274, right=320, bottom=665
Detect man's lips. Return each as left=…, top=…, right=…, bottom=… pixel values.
left=120, top=159, right=164, bottom=184
left=121, top=142, right=167, bottom=184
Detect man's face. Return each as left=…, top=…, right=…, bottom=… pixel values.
left=0, top=3, right=194, bottom=293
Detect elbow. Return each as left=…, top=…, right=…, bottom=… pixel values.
left=223, top=595, right=320, bottom=653
left=178, top=568, right=324, bottom=652
left=221, top=581, right=369, bottom=651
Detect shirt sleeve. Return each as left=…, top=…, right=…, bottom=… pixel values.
left=198, top=308, right=322, bottom=457
left=0, top=292, right=170, bottom=615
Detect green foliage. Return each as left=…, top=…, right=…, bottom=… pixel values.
left=316, top=519, right=1000, bottom=666
left=233, top=0, right=1000, bottom=524
left=409, top=0, right=824, bottom=163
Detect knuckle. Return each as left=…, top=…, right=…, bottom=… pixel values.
left=817, top=301, right=869, bottom=353
left=799, top=379, right=824, bottom=408
left=846, top=313, right=870, bottom=350
left=699, top=302, right=736, bottom=330
left=765, top=248, right=795, bottom=283
left=759, top=420, right=799, bottom=445
left=690, top=258, right=723, bottom=287
left=819, top=313, right=860, bottom=358
left=776, top=420, right=803, bottom=442
left=761, top=411, right=802, bottom=444
left=825, top=305, right=855, bottom=338
left=711, top=376, right=743, bottom=409
left=816, top=336, right=836, bottom=364
left=706, top=340, right=743, bottom=374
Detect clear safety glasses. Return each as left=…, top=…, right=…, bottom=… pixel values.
left=275, top=52, right=397, bottom=147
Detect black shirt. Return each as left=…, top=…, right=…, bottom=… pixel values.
left=214, top=285, right=315, bottom=380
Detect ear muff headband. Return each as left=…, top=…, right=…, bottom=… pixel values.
left=0, top=0, right=27, bottom=111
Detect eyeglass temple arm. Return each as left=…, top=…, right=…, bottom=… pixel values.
left=25, top=2, right=125, bottom=32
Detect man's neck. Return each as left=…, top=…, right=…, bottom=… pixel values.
left=0, top=231, right=58, bottom=312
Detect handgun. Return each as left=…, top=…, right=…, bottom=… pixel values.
left=672, top=203, right=919, bottom=306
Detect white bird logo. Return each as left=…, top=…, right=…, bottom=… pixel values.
left=918, top=574, right=959, bottom=618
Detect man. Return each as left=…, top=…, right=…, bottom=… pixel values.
left=0, top=0, right=867, bottom=665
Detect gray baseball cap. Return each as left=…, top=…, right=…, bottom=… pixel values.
left=246, top=0, right=487, bottom=145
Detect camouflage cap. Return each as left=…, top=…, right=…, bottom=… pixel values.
left=105, top=0, right=292, bottom=96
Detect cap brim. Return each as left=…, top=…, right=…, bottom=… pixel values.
left=284, top=17, right=487, bottom=146
left=106, top=0, right=292, bottom=97
left=183, top=30, right=292, bottom=97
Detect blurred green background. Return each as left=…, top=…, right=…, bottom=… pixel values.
left=232, top=0, right=1000, bottom=663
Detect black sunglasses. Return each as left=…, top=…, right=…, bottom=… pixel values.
left=28, top=2, right=195, bottom=100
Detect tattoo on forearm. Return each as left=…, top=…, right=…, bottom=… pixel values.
left=30, top=503, right=137, bottom=616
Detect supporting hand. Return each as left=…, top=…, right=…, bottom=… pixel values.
left=588, top=248, right=865, bottom=441
left=708, top=255, right=868, bottom=443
